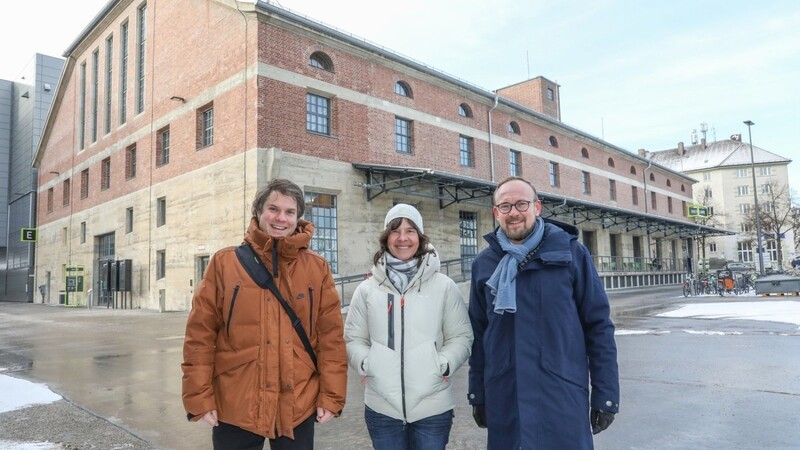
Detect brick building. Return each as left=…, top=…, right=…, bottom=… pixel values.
left=33, top=0, right=725, bottom=311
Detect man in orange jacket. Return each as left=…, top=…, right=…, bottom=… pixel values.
left=182, top=179, right=347, bottom=449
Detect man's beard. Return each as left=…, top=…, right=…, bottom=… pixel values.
left=505, top=221, right=535, bottom=242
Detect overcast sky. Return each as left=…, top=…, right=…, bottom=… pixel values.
left=2, top=0, right=797, bottom=192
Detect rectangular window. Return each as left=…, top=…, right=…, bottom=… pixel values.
left=702, top=172, right=711, bottom=181
left=759, top=166, right=771, bottom=176
left=459, top=211, right=478, bottom=274
left=737, top=185, right=749, bottom=196
left=708, top=206, right=715, bottom=216
left=81, top=169, right=89, bottom=199
left=395, top=117, right=412, bottom=153
left=704, top=187, right=713, bottom=199
left=736, top=168, right=748, bottom=178
left=608, top=179, right=616, bottom=201
left=197, top=104, right=214, bottom=148
left=740, top=222, right=753, bottom=233
left=119, top=21, right=129, bottom=124
left=306, top=93, right=330, bottom=135
left=105, top=35, right=113, bottom=134
left=581, top=171, right=591, bottom=194
left=737, top=241, right=753, bottom=262
left=546, top=88, right=554, bottom=101
left=156, top=249, right=166, bottom=279
left=668, top=196, right=673, bottom=213
left=157, top=126, right=170, bottom=166
left=762, top=202, right=773, bottom=213
left=62, top=179, right=71, bottom=207
left=761, top=183, right=772, bottom=194
left=79, top=62, right=86, bottom=149
left=101, top=157, right=111, bottom=190
left=304, top=192, right=338, bottom=273
left=548, top=162, right=559, bottom=188
left=510, top=150, right=521, bottom=176
left=766, top=240, right=778, bottom=262
left=47, top=188, right=54, bottom=213
left=126, top=144, right=137, bottom=179
left=157, top=196, right=166, bottom=227
left=739, top=203, right=750, bottom=214
left=80, top=221, right=87, bottom=244
left=91, top=48, right=99, bottom=143
left=459, top=135, right=474, bottom=167
left=650, top=191, right=657, bottom=209
left=126, top=207, right=133, bottom=233
left=709, top=243, right=717, bottom=252
left=136, top=3, right=147, bottom=114
left=632, top=186, right=638, bottom=205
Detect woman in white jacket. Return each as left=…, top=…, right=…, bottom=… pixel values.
left=344, top=204, right=473, bottom=450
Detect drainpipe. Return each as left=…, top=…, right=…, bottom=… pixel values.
left=487, top=95, right=499, bottom=182
left=643, top=160, right=653, bottom=262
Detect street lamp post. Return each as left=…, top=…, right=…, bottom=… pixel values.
left=744, top=120, right=765, bottom=276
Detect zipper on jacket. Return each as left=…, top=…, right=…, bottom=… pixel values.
left=272, top=245, right=279, bottom=277
left=387, top=294, right=395, bottom=350
left=400, top=294, right=407, bottom=422
left=308, top=287, right=314, bottom=336
left=226, top=284, right=241, bottom=338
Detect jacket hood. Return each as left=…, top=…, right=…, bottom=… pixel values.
left=370, top=244, right=441, bottom=293
left=243, top=217, right=314, bottom=262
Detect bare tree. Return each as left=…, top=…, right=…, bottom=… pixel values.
left=740, top=181, right=796, bottom=269
left=693, top=189, right=727, bottom=268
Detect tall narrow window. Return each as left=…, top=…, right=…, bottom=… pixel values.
left=91, top=49, right=99, bottom=143
left=581, top=171, right=591, bottom=194
left=508, top=121, right=520, bottom=134
left=47, top=188, right=54, bottom=213
left=79, top=62, right=86, bottom=149
left=306, top=93, right=330, bottom=135
left=304, top=192, right=339, bottom=273
left=632, top=186, right=638, bottom=206
left=62, top=179, right=71, bottom=206
left=395, top=117, right=412, bottom=153
left=126, top=144, right=137, bottom=179
left=459, top=135, right=474, bottom=167
left=157, top=196, right=166, bottom=227
left=105, top=35, right=113, bottom=134
left=510, top=150, right=521, bottom=177
left=81, top=169, right=89, bottom=199
left=548, top=136, right=558, bottom=147
left=157, top=126, right=170, bottom=166
left=126, top=207, right=134, bottom=233
left=156, top=249, right=166, bottom=279
left=101, top=157, right=111, bottom=190
left=650, top=191, right=657, bottom=210
left=459, top=211, right=478, bottom=274
left=549, top=162, right=559, bottom=188
left=136, top=3, right=147, bottom=114
left=119, top=21, right=129, bottom=124
left=546, top=88, right=554, bottom=100
left=197, top=104, right=214, bottom=148
left=608, top=179, right=616, bottom=201
left=80, top=222, right=87, bottom=244
left=668, top=197, right=673, bottom=213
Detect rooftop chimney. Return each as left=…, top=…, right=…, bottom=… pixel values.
left=701, top=138, right=706, bottom=150
left=637, top=148, right=647, bottom=157
left=677, top=142, right=685, bottom=156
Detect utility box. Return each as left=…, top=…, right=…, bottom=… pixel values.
left=101, top=260, right=113, bottom=290
left=117, top=259, right=133, bottom=292
left=754, top=275, right=800, bottom=296
left=109, top=260, right=119, bottom=291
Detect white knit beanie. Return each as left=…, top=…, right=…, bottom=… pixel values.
left=384, top=203, right=424, bottom=233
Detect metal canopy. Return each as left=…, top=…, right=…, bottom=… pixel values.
left=352, top=163, right=734, bottom=239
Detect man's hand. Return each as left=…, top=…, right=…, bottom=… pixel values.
left=316, top=407, right=335, bottom=424
left=590, top=408, right=615, bottom=435
left=201, top=410, right=219, bottom=427
left=472, top=405, right=487, bottom=428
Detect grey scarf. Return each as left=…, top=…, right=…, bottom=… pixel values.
left=385, top=253, right=419, bottom=293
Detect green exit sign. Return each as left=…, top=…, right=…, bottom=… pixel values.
left=21, top=228, right=38, bottom=242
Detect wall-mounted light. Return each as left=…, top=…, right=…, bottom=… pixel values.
left=170, top=96, right=186, bottom=103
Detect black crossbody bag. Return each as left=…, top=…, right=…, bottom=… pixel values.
left=235, top=243, right=317, bottom=370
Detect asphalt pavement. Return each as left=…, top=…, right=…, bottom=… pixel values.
left=1, top=285, right=799, bottom=449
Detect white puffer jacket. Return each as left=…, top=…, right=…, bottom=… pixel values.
left=344, top=246, right=473, bottom=423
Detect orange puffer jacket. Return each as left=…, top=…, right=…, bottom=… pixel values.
left=182, top=218, right=347, bottom=439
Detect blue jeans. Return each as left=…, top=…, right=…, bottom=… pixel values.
left=364, top=406, right=453, bottom=450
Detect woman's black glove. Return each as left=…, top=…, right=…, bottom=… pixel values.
left=590, top=408, right=615, bottom=435
left=472, top=405, right=487, bottom=428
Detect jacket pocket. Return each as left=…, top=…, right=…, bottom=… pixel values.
left=225, top=284, right=241, bottom=338
left=404, top=340, right=448, bottom=411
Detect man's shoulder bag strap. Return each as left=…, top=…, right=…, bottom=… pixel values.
left=235, top=243, right=318, bottom=370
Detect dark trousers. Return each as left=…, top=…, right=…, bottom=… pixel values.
left=212, top=414, right=316, bottom=450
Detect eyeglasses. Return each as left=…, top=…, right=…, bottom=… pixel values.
left=495, top=200, right=534, bottom=214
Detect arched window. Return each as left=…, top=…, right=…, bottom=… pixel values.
left=458, top=103, right=472, bottom=118
left=508, top=121, right=520, bottom=134
left=395, top=81, right=412, bottom=98
left=681, top=184, right=686, bottom=192
left=630, top=166, right=637, bottom=175
left=548, top=136, right=558, bottom=147
left=309, top=51, right=333, bottom=71
left=667, top=179, right=672, bottom=187
left=649, top=173, right=655, bottom=182
left=607, top=157, right=615, bottom=167
left=580, top=148, right=589, bottom=158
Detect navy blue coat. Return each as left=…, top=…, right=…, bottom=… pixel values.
left=468, top=219, right=619, bottom=449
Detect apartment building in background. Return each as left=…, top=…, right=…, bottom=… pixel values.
left=33, top=0, right=726, bottom=311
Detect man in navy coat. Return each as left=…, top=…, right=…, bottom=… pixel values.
left=468, top=176, right=619, bottom=449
